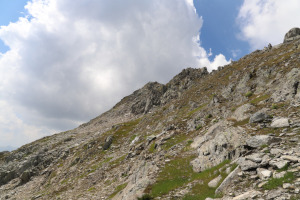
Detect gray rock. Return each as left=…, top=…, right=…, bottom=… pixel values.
left=231, top=104, right=254, bottom=121
left=271, top=118, right=290, bottom=128
left=20, top=170, right=32, bottom=184
left=238, top=157, right=259, bottom=171
left=146, top=135, right=156, bottom=144
left=246, top=135, right=281, bottom=148
left=257, top=168, right=272, bottom=180
left=266, top=188, right=285, bottom=199
left=284, top=27, right=300, bottom=43
left=281, top=155, right=299, bottom=163
left=249, top=111, right=269, bottom=123
left=103, top=136, right=113, bottom=150
left=269, top=159, right=289, bottom=169
left=191, top=121, right=247, bottom=172
left=283, top=183, right=294, bottom=189
left=273, top=171, right=287, bottom=179
left=215, top=166, right=240, bottom=194
left=208, top=175, right=222, bottom=188
left=270, top=148, right=283, bottom=155
left=232, top=190, right=262, bottom=200
left=245, top=153, right=264, bottom=163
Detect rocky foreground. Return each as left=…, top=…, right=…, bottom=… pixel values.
left=1, top=28, right=300, bottom=200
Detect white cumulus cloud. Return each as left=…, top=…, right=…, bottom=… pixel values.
left=237, top=0, right=300, bottom=50
left=0, top=0, right=229, bottom=149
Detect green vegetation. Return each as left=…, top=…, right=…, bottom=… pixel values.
left=109, top=183, right=128, bottom=198
left=90, top=157, right=113, bottom=173
left=162, top=133, right=189, bottom=150
left=148, top=142, right=156, bottom=153
left=260, top=144, right=269, bottom=149
left=110, top=155, right=126, bottom=167
left=186, top=103, right=208, bottom=118
left=277, top=163, right=289, bottom=172
left=137, top=194, right=154, bottom=200
left=147, top=156, right=230, bottom=199
left=263, top=172, right=295, bottom=190
left=250, top=94, right=270, bottom=105
left=87, top=187, right=96, bottom=192
left=112, top=119, right=141, bottom=143
left=195, top=124, right=202, bottom=130
left=245, top=91, right=253, bottom=98
left=206, top=114, right=213, bottom=119
left=271, top=103, right=285, bottom=109
left=233, top=118, right=249, bottom=127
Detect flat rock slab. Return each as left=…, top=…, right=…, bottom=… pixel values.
left=257, top=168, right=272, bottom=180
left=269, top=159, right=289, bottom=169
left=208, top=175, right=222, bottom=188
left=232, top=190, right=262, bottom=200
left=281, top=155, right=300, bottom=163
left=246, top=135, right=281, bottom=148
left=238, top=158, right=259, bottom=171
left=271, top=118, right=290, bottom=128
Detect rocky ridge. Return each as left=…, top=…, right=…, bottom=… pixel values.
left=0, top=28, right=300, bottom=200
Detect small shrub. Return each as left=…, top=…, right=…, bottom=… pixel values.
left=206, top=114, right=213, bottom=119
left=195, top=124, right=202, bottom=130
left=245, top=91, right=253, bottom=98
left=271, top=103, right=285, bottom=109
left=137, top=194, right=153, bottom=200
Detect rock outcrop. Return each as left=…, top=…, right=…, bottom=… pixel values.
left=284, top=27, right=300, bottom=43
left=0, top=28, right=300, bottom=200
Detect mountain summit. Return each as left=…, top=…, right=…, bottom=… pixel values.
left=1, top=29, right=300, bottom=200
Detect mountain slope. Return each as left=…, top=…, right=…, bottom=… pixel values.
left=1, top=29, right=300, bottom=200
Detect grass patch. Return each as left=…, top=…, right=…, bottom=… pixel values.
left=148, top=142, right=156, bottom=153
left=263, top=172, right=295, bottom=190
left=112, top=119, right=141, bottom=143
left=109, top=182, right=128, bottom=198
left=162, top=133, right=189, bottom=150
left=110, top=155, right=126, bottom=167
left=147, top=156, right=230, bottom=199
left=90, top=157, right=113, bottom=172
left=250, top=94, right=270, bottom=105
left=233, top=118, right=249, bottom=127
left=87, top=187, right=96, bottom=192
left=186, top=103, right=208, bottom=118
left=245, top=91, right=253, bottom=98
left=271, top=103, right=285, bottom=109
left=260, top=144, right=269, bottom=149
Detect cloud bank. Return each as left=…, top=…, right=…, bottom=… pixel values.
left=0, top=0, right=230, bottom=148
left=237, top=0, right=300, bottom=49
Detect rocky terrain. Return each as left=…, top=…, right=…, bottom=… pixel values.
left=0, top=28, right=300, bottom=200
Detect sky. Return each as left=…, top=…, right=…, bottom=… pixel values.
left=0, top=0, right=299, bottom=151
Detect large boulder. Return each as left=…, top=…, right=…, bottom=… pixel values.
left=284, top=27, right=300, bottom=43
left=103, top=136, right=113, bottom=150
left=270, top=117, right=290, bottom=128
left=191, top=121, right=248, bottom=172
left=246, top=135, right=281, bottom=148
left=249, top=111, right=270, bottom=123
